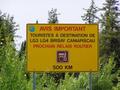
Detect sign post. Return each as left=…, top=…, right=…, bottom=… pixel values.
left=33, top=72, right=36, bottom=90
left=89, top=72, right=92, bottom=90
left=32, top=21, right=38, bottom=90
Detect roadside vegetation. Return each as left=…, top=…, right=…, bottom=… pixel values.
left=0, top=0, right=120, bottom=90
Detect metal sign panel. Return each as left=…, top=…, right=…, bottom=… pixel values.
left=27, top=24, right=99, bottom=72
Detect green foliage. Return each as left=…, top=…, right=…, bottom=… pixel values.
left=81, top=0, right=98, bottom=24
left=57, top=73, right=88, bottom=90
left=19, top=41, right=26, bottom=60
left=100, top=0, right=120, bottom=72
left=0, top=11, right=28, bottom=90
left=100, top=0, right=120, bottom=32
left=0, top=11, right=18, bottom=48
left=92, top=55, right=115, bottom=90
left=37, top=73, right=57, bottom=90
left=0, top=44, right=27, bottom=90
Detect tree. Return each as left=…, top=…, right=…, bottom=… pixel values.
left=99, top=0, right=120, bottom=87
left=19, top=41, right=26, bottom=60
left=48, top=8, right=59, bottom=23
left=0, top=11, right=28, bottom=90
left=100, top=0, right=120, bottom=70
left=81, top=0, right=98, bottom=24
left=100, top=0, right=120, bottom=33
left=0, top=11, right=18, bottom=48
left=0, top=11, right=18, bottom=72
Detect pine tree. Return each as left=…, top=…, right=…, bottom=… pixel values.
left=100, top=0, right=120, bottom=73
left=81, top=0, right=98, bottom=24
left=48, top=8, right=59, bottom=23
left=100, top=0, right=120, bottom=32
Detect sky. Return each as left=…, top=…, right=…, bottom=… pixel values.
left=0, top=0, right=105, bottom=50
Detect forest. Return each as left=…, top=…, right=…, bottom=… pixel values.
left=0, top=0, right=120, bottom=90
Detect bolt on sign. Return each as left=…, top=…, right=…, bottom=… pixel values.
left=26, top=24, right=99, bottom=72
